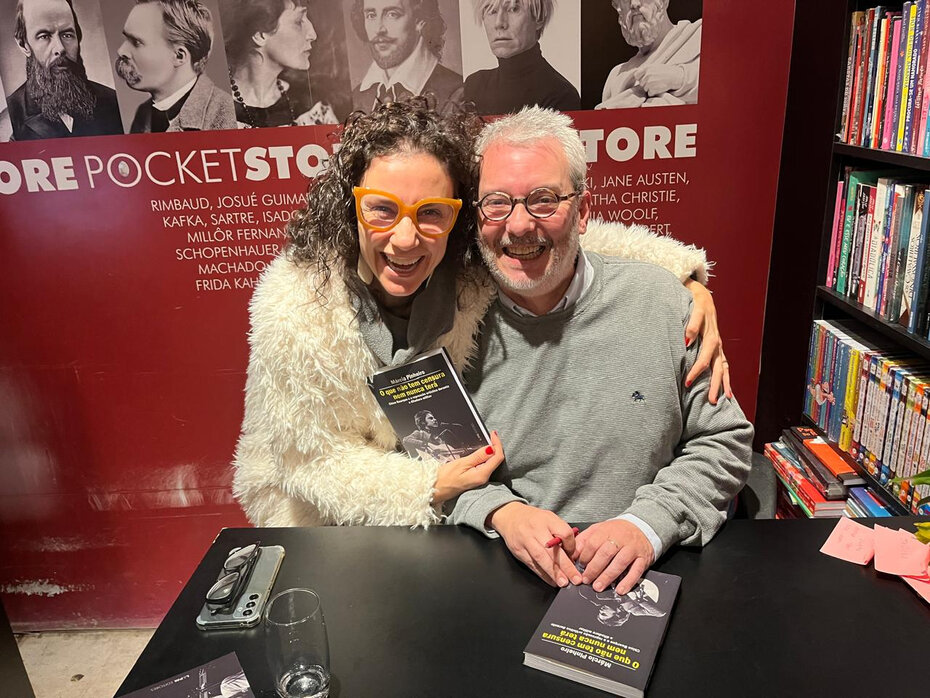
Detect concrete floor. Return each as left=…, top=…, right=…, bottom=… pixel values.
left=16, top=629, right=154, bottom=698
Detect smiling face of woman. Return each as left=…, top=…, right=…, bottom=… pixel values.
left=356, top=151, right=454, bottom=306
left=262, top=1, right=317, bottom=71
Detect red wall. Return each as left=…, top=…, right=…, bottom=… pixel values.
left=0, top=0, right=796, bottom=630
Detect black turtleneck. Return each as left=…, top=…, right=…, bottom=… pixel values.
left=463, top=42, right=580, bottom=116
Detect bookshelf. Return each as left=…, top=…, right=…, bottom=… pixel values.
left=756, top=0, right=930, bottom=515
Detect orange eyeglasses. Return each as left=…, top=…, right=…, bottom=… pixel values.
left=353, top=187, right=462, bottom=238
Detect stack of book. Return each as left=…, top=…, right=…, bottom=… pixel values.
left=824, top=169, right=930, bottom=336
left=839, top=3, right=930, bottom=155
left=764, top=439, right=848, bottom=518
left=764, top=434, right=896, bottom=519
left=804, top=319, right=930, bottom=513
left=846, top=486, right=895, bottom=517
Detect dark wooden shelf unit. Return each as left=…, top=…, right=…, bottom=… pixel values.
left=817, top=286, right=930, bottom=360
left=833, top=141, right=930, bottom=169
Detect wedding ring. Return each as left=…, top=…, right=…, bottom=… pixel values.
left=606, top=538, right=619, bottom=549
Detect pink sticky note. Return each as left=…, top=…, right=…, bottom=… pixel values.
left=903, top=575, right=930, bottom=604
left=820, top=517, right=875, bottom=565
left=873, top=525, right=930, bottom=576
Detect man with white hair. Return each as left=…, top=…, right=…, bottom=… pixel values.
left=598, top=0, right=701, bottom=109
left=450, top=107, right=751, bottom=595
left=464, top=0, right=579, bottom=115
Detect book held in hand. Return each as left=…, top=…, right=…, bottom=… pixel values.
left=367, top=347, right=491, bottom=463
left=523, top=570, right=681, bottom=697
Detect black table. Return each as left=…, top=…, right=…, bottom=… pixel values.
left=117, top=519, right=930, bottom=697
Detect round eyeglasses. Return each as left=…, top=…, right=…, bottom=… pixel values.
left=474, top=188, right=581, bottom=221
left=353, top=187, right=462, bottom=238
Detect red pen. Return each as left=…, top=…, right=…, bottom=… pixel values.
left=545, top=527, right=580, bottom=549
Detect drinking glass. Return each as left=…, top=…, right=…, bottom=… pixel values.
left=265, top=588, right=330, bottom=698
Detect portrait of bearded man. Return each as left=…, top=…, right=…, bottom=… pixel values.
left=6, top=0, right=122, bottom=140
left=597, top=0, right=701, bottom=110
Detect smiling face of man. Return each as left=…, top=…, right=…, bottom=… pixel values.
left=363, top=0, right=421, bottom=70
left=477, top=137, right=590, bottom=316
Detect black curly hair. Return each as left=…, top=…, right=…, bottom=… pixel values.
left=287, top=97, right=485, bottom=304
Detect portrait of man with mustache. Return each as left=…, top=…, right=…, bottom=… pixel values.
left=114, top=0, right=235, bottom=133
left=7, top=0, right=122, bottom=140
left=347, top=0, right=463, bottom=114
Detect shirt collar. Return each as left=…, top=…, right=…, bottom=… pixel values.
left=152, top=77, right=197, bottom=112
left=497, top=250, right=593, bottom=317
left=358, top=37, right=438, bottom=96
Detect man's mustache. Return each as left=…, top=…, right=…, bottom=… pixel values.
left=48, top=54, right=80, bottom=73
left=115, top=56, right=140, bottom=84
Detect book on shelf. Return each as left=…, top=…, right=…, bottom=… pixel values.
left=764, top=442, right=847, bottom=518
left=825, top=168, right=930, bottom=334
left=790, top=426, right=867, bottom=486
left=803, top=319, right=930, bottom=514
left=523, top=570, right=681, bottom=698
left=776, top=481, right=808, bottom=519
left=781, top=428, right=847, bottom=500
left=849, top=485, right=895, bottom=516
left=839, top=2, right=930, bottom=155
left=367, top=347, right=490, bottom=463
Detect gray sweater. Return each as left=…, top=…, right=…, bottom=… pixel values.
left=449, top=253, right=753, bottom=555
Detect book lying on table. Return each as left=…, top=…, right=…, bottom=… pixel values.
left=524, top=570, right=681, bottom=698
left=121, top=652, right=253, bottom=697
left=367, top=347, right=491, bottom=463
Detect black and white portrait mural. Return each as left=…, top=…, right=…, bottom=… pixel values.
left=581, top=0, right=702, bottom=110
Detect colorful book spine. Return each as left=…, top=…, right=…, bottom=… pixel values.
left=864, top=7, right=885, bottom=147
left=850, top=348, right=874, bottom=459
left=849, top=184, right=875, bottom=300
left=898, top=189, right=925, bottom=326
left=862, top=178, right=891, bottom=307
left=897, top=3, right=918, bottom=150
left=911, top=1, right=930, bottom=151
left=844, top=12, right=866, bottom=142
left=884, top=16, right=905, bottom=149
left=826, top=177, right=846, bottom=287
left=871, top=13, right=893, bottom=147
left=904, top=1, right=926, bottom=152
left=909, top=192, right=930, bottom=334
left=840, top=343, right=863, bottom=452
left=877, top=184, right=909, bottom=316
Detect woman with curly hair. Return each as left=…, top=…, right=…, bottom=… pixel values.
left=232, top=99, right=721, bottom=528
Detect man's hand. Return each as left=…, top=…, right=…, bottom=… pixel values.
left=488, top=502, right=583, bottom=588
left=633, top=64, right=685, bottom=96
left=574, top=520, right=655, bottom=595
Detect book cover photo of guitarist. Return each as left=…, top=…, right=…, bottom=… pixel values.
left=401, top=409, right=480, bottom=463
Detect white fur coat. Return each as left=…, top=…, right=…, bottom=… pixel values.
left=232, top=222, right=708, bottom=527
